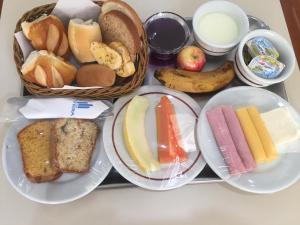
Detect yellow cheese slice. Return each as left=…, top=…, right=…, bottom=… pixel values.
left=236, top=108, right=266, bottom=163
left=247, top=107, right=278, bottom=161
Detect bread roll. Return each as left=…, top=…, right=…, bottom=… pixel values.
left=68, top=19, right=102, bottom=63
left=100, top=0, right=143, bottom=37
left=100, top=11, right=140, bottom=61
left=21, top=15, right=69, bottom=56
left=21, top=50, right=77, bottom=88
left=76, top=64, right=116, bottom=87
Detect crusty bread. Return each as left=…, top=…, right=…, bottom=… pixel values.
left=21, top=15, right=69, bottom=56
left=100, top=11, right=140, bottom=61
left=52, top=119, right=98, bottom=173
left=90, top=42, right=122, bottom=70
left=109, top=41, right=131, bottom=63
left=17, top=121, right=62, bottom=183
left=68, top=19, right=102, bottom=63
left=100, top=0, right=143, bottom=37
left=21, top=50, right=77, bottom=88
left=109, top=41, right=135, bottom=77
left=76, top=64, right=116, bottom=87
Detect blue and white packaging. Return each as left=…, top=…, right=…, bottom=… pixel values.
left=19, top=98, right=110, bottom=119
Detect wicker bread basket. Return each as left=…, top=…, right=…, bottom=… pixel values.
left=13, top=2, right=148, bottom=99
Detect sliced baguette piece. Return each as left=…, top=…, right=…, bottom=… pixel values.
left=109, top=41, right=135, bottom=77
left=116, top=61, right=135, bottom=77
left=100, top=11, right=140, bottom=61
left=100, top=0, right=143, bottom=37
left=90, top=41, right=122, bottom=70
left=17, top=120, right=62, bottom=183
left=52, top=119, right=99, bottom=173
left=109, top=41, right=131, bottom=63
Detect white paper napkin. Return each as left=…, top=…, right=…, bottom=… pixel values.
left=19, top=98, right=109, bottom=119
left=52, top=0, right=101, bottom=25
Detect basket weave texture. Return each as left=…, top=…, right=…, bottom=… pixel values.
left=13, top=2, right=148, bottom=99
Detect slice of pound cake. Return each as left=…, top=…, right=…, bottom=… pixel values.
left=17, top=120, right=62, bottom=183
left=52, top=119, right=99, bottom=173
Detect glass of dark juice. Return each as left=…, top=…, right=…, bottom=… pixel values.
left=144, top=12, right=190, bottom=60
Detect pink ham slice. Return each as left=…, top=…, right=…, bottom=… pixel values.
left=222, top=106, right=256, bottom=171
left=207, top=107, right=246, bottom=175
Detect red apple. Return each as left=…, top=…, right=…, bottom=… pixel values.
left=177, top=46, right=206, bottom=71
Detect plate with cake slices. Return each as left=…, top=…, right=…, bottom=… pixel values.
left=2, top=118, right=112, bottom=204
left=197, top=86, right=300, bottom=193
left=103, top=85, right=206, bottom=191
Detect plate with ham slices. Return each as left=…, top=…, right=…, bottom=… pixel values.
left=103, top=85, right=206, bottom=190
left=197, top=86, right=300, bottom=193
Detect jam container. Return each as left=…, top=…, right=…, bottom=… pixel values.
left=144, top=12, right=190, bottom=60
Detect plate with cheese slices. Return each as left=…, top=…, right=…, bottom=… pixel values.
left=2, top=118, right=112, bottom=204
left=103, top=85, right=206, bottom=190
left=197, top=86, right=300, bottom=193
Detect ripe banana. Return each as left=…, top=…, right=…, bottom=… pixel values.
left=154, top=61, right=235, bottom=93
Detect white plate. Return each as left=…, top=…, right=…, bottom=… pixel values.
left=197, top=86, right=300, bottom=193
left=103, top=86, right=206, bottom=190
left=2, top=118, right=112, bottom=204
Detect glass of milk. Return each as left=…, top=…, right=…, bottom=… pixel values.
left=192, top=1, right=249, bottom=56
